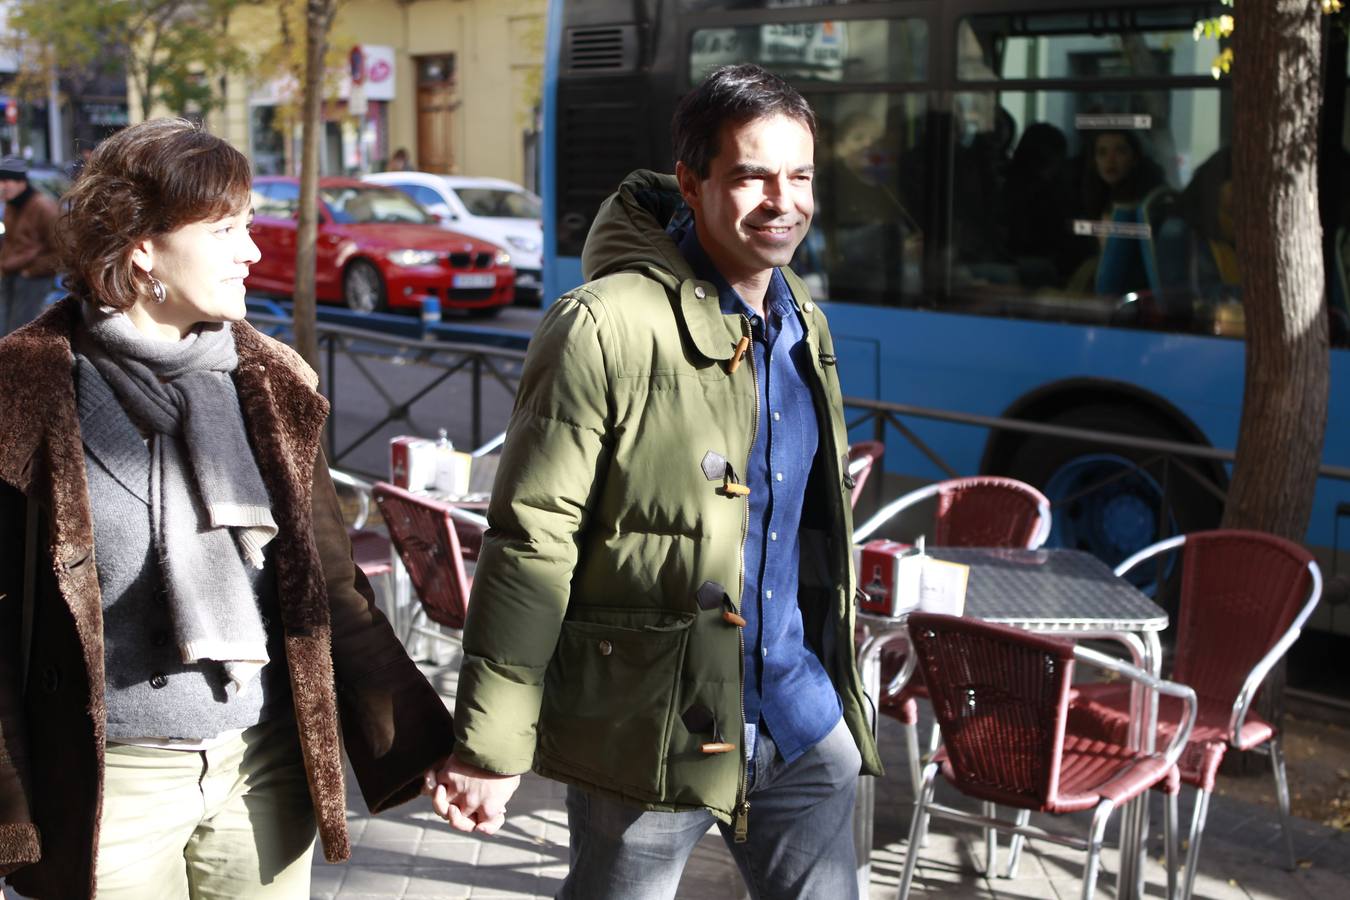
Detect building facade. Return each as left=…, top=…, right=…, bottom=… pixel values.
left=204, top=0, right=545, bottom=187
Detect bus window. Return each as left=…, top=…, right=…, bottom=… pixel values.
left=946, top=7, right=1235, bottom=337
left=689, top=18, right=927, bottom=85
left=959, top=5, right=1226, bottom=81
left=798, top=93, right=929, bottom=306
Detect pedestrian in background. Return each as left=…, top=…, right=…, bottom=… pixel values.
left=0, top=118, right=455, bottom=899
left=0, top=157, right=59, bottom=335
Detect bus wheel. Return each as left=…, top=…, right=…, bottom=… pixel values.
left=999, top=404, right=1223, bottom=594
left=344, top=260, right=388, bottom=314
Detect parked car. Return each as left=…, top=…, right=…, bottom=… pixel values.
left=364, top=172, right=543, bottom=304
left=246, top=177, right=515, bottom=316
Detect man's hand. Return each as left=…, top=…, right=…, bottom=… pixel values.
left=423, top=754, right=522, bottom=835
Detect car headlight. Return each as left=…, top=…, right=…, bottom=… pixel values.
left=494, top=249, right=512, bottom=266
left=506, top=235, right=540, bottom=254
left=388, top=249, right=440, bottom=267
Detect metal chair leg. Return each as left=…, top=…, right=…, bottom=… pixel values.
left=899, top=763, right=939, bottom=900
left=1081, top=799, right=1115, bottom=900
left=1005, top=809, right=1031, bottom=879
left=927, top=720, right=942, bottom=755
left=1180, top=788, right=1212, bottom=900
left=1268, top=736, right=1297, bottom=871
left=983, top=801, right=999, bottom=876
left=1165, top=789, right=1179, bottom=900
left=904, top=720, right=923, bottom=799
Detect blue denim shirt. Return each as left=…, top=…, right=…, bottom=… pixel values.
left=679, top=228, right=842, bottom=764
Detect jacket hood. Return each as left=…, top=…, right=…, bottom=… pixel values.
left=581, top=170, right=695, bottom=287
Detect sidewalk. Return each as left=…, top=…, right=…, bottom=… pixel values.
left=316, top=655, right=1350, bottom=900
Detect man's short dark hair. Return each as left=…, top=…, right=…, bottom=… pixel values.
left=672, top=64, right=816, bottom=179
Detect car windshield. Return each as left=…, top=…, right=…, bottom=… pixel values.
left=321, top=185, right=433, bottom=224
left=454, top=187, right=542, bottom=220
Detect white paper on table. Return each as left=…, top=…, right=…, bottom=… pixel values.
left=916, top=558, right=970, bottom=616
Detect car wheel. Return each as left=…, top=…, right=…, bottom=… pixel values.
left=343, top=260, right=387, bottom=313
left=997, top=404, right=1223, bottom=597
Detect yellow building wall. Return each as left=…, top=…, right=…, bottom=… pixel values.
left=200, top=0, right=544, bottom=183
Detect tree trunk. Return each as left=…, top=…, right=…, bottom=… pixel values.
left=293, top=0, right=337, bottom=379
left=1222, top=0, right=1328, bottom=768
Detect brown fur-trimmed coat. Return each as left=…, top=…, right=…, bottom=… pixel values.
left=0, top=299, right=456, bottom=898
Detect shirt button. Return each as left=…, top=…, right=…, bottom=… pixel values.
left=149, top=673, right=169, bottom=689
left=770, top=531, right=778, bottom=541
left=694, top=285, right=706, bottom=299
left=772, top=411, right=781, bottom=421
left=765, top=590, right=773, bottom=599
left=762, top=647, right=768, bottom=658
left=775, top=472, right=784, bottom=482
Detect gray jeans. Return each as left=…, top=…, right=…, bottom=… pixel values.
left=558, top=716, right=861, bottom=900
left=0, top=273, right=54, bottom=336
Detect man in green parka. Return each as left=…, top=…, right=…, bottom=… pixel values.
left=426, top=64, right=882, bottom=898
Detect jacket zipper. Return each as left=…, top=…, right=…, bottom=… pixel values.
left=733, top=313, right=758, bottom=842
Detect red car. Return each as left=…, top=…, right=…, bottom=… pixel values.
left=246, top=177, right=515, bottom=315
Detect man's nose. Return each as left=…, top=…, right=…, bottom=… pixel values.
left=762, top=172, right=792, bottom=209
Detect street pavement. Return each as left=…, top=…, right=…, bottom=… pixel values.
left=315, top=651, right=1350, bottom=900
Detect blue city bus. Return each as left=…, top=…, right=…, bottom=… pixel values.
left=540, top=0, right=1350, bottom=685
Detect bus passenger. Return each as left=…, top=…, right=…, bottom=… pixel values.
left=1001, top=122, right=1071, bottom=288
left=1065, top=128, right=1165, bottom=296
left=426, top=64, right=881, bottom=899
left=0, top=118, right=455, bottom=899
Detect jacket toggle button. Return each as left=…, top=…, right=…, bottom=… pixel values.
left=727, top=336, right=751, bottom=374
left=597, top=640, right=613, bottom=656
left=722, top=610, right=746, bottom=628
left=701, top=741, right=736, bottom=754
left=694, top=285, right=706, bottom=299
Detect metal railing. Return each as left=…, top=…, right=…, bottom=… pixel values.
left=247, top=313, right=528, bottom=473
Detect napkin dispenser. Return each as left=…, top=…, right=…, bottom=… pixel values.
left=859, top=537, right=969, bottom=617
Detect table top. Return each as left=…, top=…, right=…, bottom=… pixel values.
left=861, top=547, right=1168, bottom=633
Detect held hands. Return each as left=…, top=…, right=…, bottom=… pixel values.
left=423, top=754, right=522, bottom=835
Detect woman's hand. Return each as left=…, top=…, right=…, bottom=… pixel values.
left=422, top=755, right=522, bottom=836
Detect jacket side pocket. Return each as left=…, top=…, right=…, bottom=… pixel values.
left=537, top=611, right=693, bottom=800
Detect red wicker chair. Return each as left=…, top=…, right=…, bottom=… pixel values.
left=899, top=613, right=1195, bottom=900
left=330, top=469, right=395, bottom=614
left=373, top=482, right=488, bottom=643
left=854, top=476, right=1053, bottom=795
left=846, top=441, right=885, bottom=509
left=1070, top=530, right=1322, bottom=900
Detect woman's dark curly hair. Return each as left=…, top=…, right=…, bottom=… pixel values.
left=57, top=118, right=252, bottom=310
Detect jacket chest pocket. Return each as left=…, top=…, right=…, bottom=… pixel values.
left=538, top=611, right=694, bottom=800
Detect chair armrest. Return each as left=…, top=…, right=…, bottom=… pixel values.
left=1227, top=560, right=1323, bottom=744
left=471, top=431, right=507, bottom=457
left=1075, top=644, right=1197, bottom=772
left=329, top=468, right=376, bottom=530
left=446, top=506, right=490, bottom=530
left=1112, top=534, right=1186, bottom=578
left=852, top=483, right=941, bottom=544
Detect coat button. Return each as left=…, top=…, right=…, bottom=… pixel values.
left=693, top=286, right=706, bottom=299
left=803, top=301, right=814, bottom=312
left=150, top=672, right=169, bottom=689
left=597, top=640, right=613, bottom=656
left=41, top=665, right=60, bottom=693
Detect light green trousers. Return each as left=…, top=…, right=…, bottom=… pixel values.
left=95, top=717, right=317, bottom=900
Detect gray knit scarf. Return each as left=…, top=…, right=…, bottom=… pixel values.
left=79, top=306, right=277, bottom=695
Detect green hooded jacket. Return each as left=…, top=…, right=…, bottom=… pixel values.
left=453, top=170, right=882, bottom=827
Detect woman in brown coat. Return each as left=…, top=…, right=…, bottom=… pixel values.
left=0, top=119, right=455, bottom=898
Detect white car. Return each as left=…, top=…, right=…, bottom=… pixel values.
left=364, top=172, right=543, bottom=303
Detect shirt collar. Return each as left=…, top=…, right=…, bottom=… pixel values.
left=677, top=224, right=796, bottom=323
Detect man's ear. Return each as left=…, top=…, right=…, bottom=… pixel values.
left=675, top=161, right=701, bottom=213
left=129, top=237, right=155, bottom=276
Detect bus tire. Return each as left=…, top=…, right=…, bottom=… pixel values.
left=997, top=403, right=1224, bottom=592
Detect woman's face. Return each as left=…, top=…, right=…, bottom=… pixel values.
left=131, top=202, right=260, bottom=336
left=1094, top=133, right=1137, bottom=187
